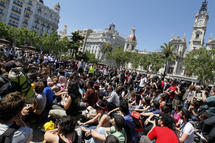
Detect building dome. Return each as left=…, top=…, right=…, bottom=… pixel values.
left=207, top=38, right=215, bottom=44
left=108, top=23, right=115, bottom=31
left=127, top=27, right=136, bottom=42
left=109, top=23, right=115, bottom=28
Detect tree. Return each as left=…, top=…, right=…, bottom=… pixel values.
left=0, top=22, right=9, bottom=39
left=68, top=31, right=84, bottom=58
left=101, top=43, right=113, bottom=60
left=85, top=51, right=99, bottom=63
left=160, top=43, right=176, bottom=78
left=139, top=54, right=151, bottom=72
left=130, top=52, right=141, bottom=69
left=107, top=46, right=128, bottom=67
left=149, top=52, right=165, bottom=74
left=41, top=31, right=60, bottom=55
left=183, top=48, right=215, bottom=84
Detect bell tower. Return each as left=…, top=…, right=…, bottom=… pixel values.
left=189, top=0, right=209, bottom=51
left=124, top=27, right=137, bottom=52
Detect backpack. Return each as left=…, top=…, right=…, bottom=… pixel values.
left=8, top=67, right=35, bottom=99
left=0, top=75, right=17, bottom=99
left=0, top=123, right=20, bottom=143
left=130, top=111, right=145, bottom=132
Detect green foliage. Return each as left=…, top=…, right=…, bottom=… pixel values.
left=130, top=52, right=141, bottom=69
left=0, top=21, right=82, bottom=57
left=41, top=31, right=60, bottom=55
left=85, top=51, right=99, bottom=63
left=68, top=31, right=84, bottom=57
left=139, top=54, right=151, bottom=72
left=107, top=46, right=129, bottom=67
left=160, top=42, right=177, bottom=77
left=183, top=48, right=215, bottom=84
left=149, top=52, right=165, bottom=74
left=161, top=43, right=176, bottom=62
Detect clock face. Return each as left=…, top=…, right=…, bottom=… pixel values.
left=197, top=19, right=204, bottom=27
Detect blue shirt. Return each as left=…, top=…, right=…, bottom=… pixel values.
left=43, top=86, right=53, bottom=107
left=124, top=115, right=140, bottom=142
left=152, top=109, right=161, bottom=114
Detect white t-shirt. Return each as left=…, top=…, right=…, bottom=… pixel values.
left=139, top=78, right=145, bottom=87
left=180, top=121, right=194, bottom=143
left=107, top=91, right=120, bottom=107
left=0, top=123, right=33, bottom=143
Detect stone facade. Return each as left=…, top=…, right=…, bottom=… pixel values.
left=0, top=0, right=60, bottom=35
left=168, top=36, right=186, bottom=75
left=79, top=24, right=126, bottom=60
left=189, top=1, right=209, bottom=51
left=206, top=35, right=215, bottom=50
left=124, top=27, right=137, bottom=52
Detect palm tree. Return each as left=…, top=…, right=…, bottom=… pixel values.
left=160, top=43, right=176, bottom=78
left=100, top=43, right=112, bottom=60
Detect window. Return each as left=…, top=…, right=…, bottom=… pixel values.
left=12, top=6, right=21, bottom=14
left=0, top=1, right=5, bottom=7
left=10, top=13, right=20, bottom=21
left=13, top=0, right=23, bottom=7
left=28, top=0, right=32, bottom=5
left=0, top=8, right=3, bottom=14
left=195, top=31, right=202, bottom=39
left=8, top=20, right=18, bottom=27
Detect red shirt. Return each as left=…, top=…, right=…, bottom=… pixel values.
left=168, top=85, right=177, bottom=99
left=148, top=126, right=178, bottom=143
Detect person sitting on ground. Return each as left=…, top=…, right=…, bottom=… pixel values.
left=139, top=113, right=178, bottom=143
left=119, top=100, right=140, bottom=143
left=81, top=80, right=98, bottom=108
left=86, top=115, right=127, bottom=143
left=106, top=86, right=120, bottom=111
left=0, top=91, right=33, bottom=143
left=178, top=109, right=194, bottom=143
left=44, top=116, right=78, bottom=143
left=80, top=101, right=110, bottom=131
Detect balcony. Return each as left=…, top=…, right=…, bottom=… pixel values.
left=24, top=13, right=30, bottom=18
left=10, top=15, right=20, bottom=21
left=27, top=1, right=32, bottom=6
left=25, top=7, right=32, bottom=13
left=13, top=1, right=23, bottom=7
left=23, top=20, right=28, bottom=25
left=8, top=22, right=18, bottom=27
left=0, top=1, right=5, bottom=7
left=35, top=14, right=58, bottom=28
left=0, top=9, right=3, bottom=15
left=12, top=7, right=21, bottom=14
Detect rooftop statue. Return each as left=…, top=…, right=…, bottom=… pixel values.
left=199, top=0, right=208, bottom=13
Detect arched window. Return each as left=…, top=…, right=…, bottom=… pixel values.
left=196, top=31, right=202, bottom=39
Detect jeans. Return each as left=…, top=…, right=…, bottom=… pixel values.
left=88, top=127, right=107, bottom=143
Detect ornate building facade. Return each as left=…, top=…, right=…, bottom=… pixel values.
left=189, top=0, right=209, bottom=51
left=124, top=27, right=137, bottom=52
left=168, top=36, right=187, bottom=75
left=0, top=0, right=60, bottom=35
left=167, top=0, right=213, bottom=80
left=206, top=34, right=215, bottom=50
left=78, top=24, right=126, bottom=60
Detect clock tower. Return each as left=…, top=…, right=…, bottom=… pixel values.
left=189, top=0, right=209, bottom=51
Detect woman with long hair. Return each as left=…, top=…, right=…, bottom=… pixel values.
left=44, top=116, right=78, bottom=143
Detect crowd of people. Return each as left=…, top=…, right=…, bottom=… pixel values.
left=0, top=45, right=215, bottom=143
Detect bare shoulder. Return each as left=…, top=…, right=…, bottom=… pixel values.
left=44, top=130, right=59, bottom=143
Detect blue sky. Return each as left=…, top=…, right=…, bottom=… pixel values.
left=45, top=0, right=215, bottom=52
